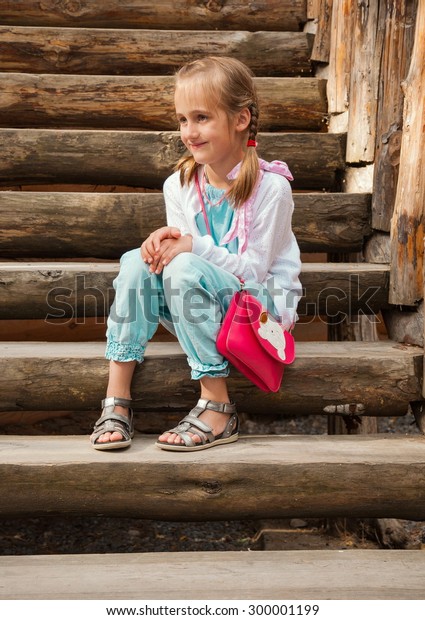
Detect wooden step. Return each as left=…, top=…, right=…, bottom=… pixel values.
left=0, top=262, right=389, bottom=319
left=0, top=434, right=425, bottom=520
left=0, top=129, right=346, bottom=190
left=0, top=191, right=371, bottom=257
left=0, top=27, right=312, bottom=76
left=0, top=341, right=421, bottom=416
left=2, top=549, right=424, bottom=600
left=0, top=74, right=327, bottom=131
left=0, top=1, right=307, bottom=31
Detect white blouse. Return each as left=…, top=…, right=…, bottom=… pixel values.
left=163, top=160, right=302, bottom=329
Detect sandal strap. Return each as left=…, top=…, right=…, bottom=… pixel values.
left=163, top=399, right=237, bottom=447
left=101, top=396, right=132, bottom=409
left=93, top=411, right=132, bottom=430
left=191, top=398, right=237, bottom=416
left=91, top=413, right=133, bottom=443
left=92, top=397, right=134, bottom=444
left=180, top=414, right=213, bottom=434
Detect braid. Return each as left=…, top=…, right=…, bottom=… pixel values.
left=248, top=102, right=259, bottom=143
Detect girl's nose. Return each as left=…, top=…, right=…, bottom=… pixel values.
left=185, top=121, right=199, bottom=139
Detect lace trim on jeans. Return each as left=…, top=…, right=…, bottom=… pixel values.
left=105, top=340, right=145, bottom=363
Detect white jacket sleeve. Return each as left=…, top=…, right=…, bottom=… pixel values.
left=163, top=174, right=192, bottom=235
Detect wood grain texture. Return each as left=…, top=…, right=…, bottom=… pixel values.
left=0, top=262, right=389, bottom=319
left=0, top=1, right=307, bottom=31
left=1, top=435, right=425, bottom=522
left=0, top=341, right=422, bottom=416
left=311, top=0, right=333, bottom=63
left=389, top=0, right=424, bottom=306
left=346, top=1, right=384, bottom=163
left=0, top=130, right=347, bottom=190
left=2, top=549, right=425, bottom=600
left=0, top=74, right=327, bottom=131
left=0, top=27, right=312, bottom=76
left=372, top=0, right=418, bottom=231
left=327, top=0, right=355, bottom=114
left=0, top=191, right=371, bottom=258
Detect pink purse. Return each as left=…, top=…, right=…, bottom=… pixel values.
left=216, top=290, right=295, bottom=392
left=195, top=172, right=295, bottom=392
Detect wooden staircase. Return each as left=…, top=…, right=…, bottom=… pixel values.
left=0, top=0, right=424, bottom=601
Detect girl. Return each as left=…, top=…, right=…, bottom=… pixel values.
left=90, top=56, right=302, bottom=452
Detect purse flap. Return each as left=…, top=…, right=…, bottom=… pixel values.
left=241, top=292, right=295, bottom=364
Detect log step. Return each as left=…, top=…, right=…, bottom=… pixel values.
left=0, top=341, right=422, bottom=416
left=3, top=550, right=423, bottom=600
left=0, top=261, right=390, bottom=319
left=0, top=130, right=346, bottom=190
left=0, top=27, right=312, bottom=76
left=1, top=434, right=425, bottom=521
left=0, top=191, right=371, bottom=257
left=0, top=74, right=327, bottom=131
left=0, top=2, right=307, bottom=31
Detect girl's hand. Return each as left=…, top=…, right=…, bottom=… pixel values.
left=141, top=226, right=181, bottom=264
left=148, top=235, right=193, bottom=275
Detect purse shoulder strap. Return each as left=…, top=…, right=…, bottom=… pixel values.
left=195, top=170, right=212, bottom=236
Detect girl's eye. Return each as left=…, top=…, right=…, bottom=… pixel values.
left=198, top=114, right=208, bottom=122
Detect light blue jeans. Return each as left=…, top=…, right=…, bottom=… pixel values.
left=106, top=248, right=277, bottom=380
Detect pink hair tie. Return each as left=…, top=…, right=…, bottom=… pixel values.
left=247, top=139, right=257, bottom=147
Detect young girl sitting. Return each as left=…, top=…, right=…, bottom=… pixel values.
left=90, top=56, right=302, bottom=452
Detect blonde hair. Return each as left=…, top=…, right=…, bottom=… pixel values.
left=174, top=56, right=259, bottom=209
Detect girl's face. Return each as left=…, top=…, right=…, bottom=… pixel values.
left=175, top=83, right=249, bottom=177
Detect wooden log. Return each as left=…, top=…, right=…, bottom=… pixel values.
left=0, top=130, right=347, bottom=190
left=372, top=0, right=418, bottom=231
left=0, top=1, right=307, bottom=31
left=0, top=74, right=327, bottom=131
left=382, top=303, right=424, bottom=347
left=346, top=1, right=385, bottom=163
left=0, top=27, right=313, bottom=77
left=0, top=341, right=422, bottom=416
left=311, top=0, right=333, bottom=63
left=389, top=0, right=425, bottom=306
left=3, top=549, right=425, bottom=600
left=307, top=0, right=321, bottom=20
left=0, top=262, right=390, bottom=319
left=0, top=191, right=371, bottom=258
left=1, top=434, right=425, bottom=521
left=327, top=0, right=355, bottom=114
left=363, top=232, right=390, bottom=264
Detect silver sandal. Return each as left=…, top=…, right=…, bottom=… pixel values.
left=91, top=396, right=134, bottom=451
left=156, top=398, right=239, bottom=452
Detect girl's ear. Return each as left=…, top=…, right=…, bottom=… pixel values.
left=235, top=107, right=251, bottom=133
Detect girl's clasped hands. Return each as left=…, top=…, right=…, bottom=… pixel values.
left=141, top=226, right=192, bottom=275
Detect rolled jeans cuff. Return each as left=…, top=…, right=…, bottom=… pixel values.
left=189, top=358, right=230, bottom=380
